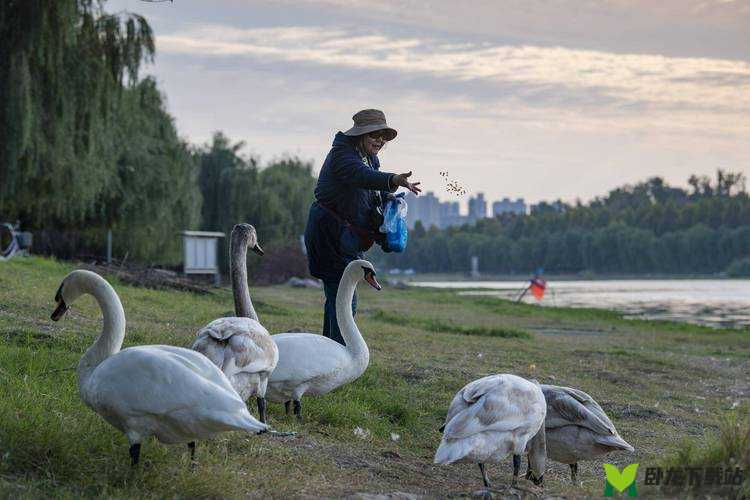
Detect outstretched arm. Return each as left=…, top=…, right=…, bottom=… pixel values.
left=389, top=171, right=422, bottom=195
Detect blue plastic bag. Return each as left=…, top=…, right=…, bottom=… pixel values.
left=380, top=193, right=408, bottom=252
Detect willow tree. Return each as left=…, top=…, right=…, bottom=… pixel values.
left=94, top=78, right=201, bottom=264
left=0, top=0, right=154, bottom=226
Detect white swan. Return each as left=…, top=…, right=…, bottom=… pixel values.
left=192, top=223, right=278, bottom=422
left=435, top=374, right=547, bottom=492
left=50, top=269, right=268, bottom=466
left=266, top=259, right=381, bottom=419
left=527, top=384, right=634, bottom=482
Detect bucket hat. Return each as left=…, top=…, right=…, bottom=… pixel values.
left=343, top=109, right=397, bottom=141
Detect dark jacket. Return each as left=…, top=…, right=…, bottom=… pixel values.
left=305, top=132, right=395, bottom=281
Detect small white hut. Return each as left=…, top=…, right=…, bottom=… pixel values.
left=182, top=231, right=225, bottom=285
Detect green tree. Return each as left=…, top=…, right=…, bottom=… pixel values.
left=0, top=1, right=201, bottom=265
left=98, top=78, right=201, bottom=264
left=0, top=0, right=154, bottom=225
left=196, top=133, right=316, bottom=272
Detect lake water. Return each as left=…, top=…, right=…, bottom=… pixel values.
left=409, top=279, right=750, bottom=329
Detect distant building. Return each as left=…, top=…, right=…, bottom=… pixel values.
left=468, top=193, right=487, bottom=222
left=439, top=200, right=464, bottom=228
left=405, top=192, right=467, bottom=229
left=440, top=200, right=460, bottom=219
left=492, top=197, right=527, bottom=216
left=404, top=191, right=531, bottom=229
left=406, top=191, right=438, bottom=229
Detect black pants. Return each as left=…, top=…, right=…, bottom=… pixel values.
left=323, top=278, right=357, bottom=346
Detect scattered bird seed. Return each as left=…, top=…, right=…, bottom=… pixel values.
left=439, top=170, right=467, bottom=196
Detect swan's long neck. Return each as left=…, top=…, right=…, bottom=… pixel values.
left=528, top=421, right=547, bottom=480
left=231, top=237, right=258, bottom=320
left=77, top=275, right=126, bottom=386
left=335, top=272, right=369, bottom=367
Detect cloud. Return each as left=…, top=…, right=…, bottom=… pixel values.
left=270, top=0, right=750, bottom=59
left=156, top=24, right=750, bottom=120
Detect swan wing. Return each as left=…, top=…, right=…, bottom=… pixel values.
left=270, top=333, right=349, bottom=383
left=224, top=332, right=278, bottom=376
left=563, top=386, right=618, bottom=430
left=193, top=317, right=276, bottom=375
left=192, top=329, right=226, bottom=368
left=197, top=317, right=269, bottom=342
left=461, top=375, right=507, bottom=404
left=444, top=376, right=543, bottom=439
left=542, top=384, right=615, bottom=436
left=85, top=346, right=265, bottom=433
left=442, top=374, right=503, bottom=429
left=441, top=390, right=470, bottom=431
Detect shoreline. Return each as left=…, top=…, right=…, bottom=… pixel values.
left=399, top=281, right=750, bottom=331
left=395, top=272, right=741, bottom=282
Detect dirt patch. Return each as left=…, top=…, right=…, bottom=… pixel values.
left=291, top=432, right=469, bottom=496
left=602, top=402, right=702, bottom=434
left=606, top=402, right=669, bottom=420
left=673, top=354, right=750, bottom=400
left=568, top=349, right=606, bottom=359
left=81, top=263, right=214, bottom=294
left=334, top=454, right=371, bottom=470
left=395, top=366, right=431, bottom=384
left=579, top=369, right=645, bottom=390
left=349, top=493, right=422, bottom=500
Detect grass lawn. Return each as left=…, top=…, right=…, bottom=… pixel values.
left=0, top=256, right=748, bottom=498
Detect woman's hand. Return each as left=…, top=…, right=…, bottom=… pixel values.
left=391, top=171, right=422, bottom=195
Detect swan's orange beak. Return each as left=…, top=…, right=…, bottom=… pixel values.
left=364, top=270, right=381, bottom=291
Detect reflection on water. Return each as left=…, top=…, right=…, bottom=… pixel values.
left=410, top=279, right=750, bottom=328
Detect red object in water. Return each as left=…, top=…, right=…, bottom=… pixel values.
left=530, top=277, right=546, bottom=300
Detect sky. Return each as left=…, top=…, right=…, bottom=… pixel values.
left=109, top=0, right=750, bottom=208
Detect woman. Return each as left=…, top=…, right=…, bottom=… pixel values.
left=305, top=109, right=421, bottom=345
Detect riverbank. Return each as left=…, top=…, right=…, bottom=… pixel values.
left=407, top=278, right=750, bottom=329
left=395, top=271, right=737, bottom=282
left=1, top=256, right=748, bottom=498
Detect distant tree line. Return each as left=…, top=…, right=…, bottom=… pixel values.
left=379, top=172, right=750, bottom=275
left=0, top=1, right=315, bottom=270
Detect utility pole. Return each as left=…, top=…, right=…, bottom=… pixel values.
left=107, top=229, right=113, bottom=265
